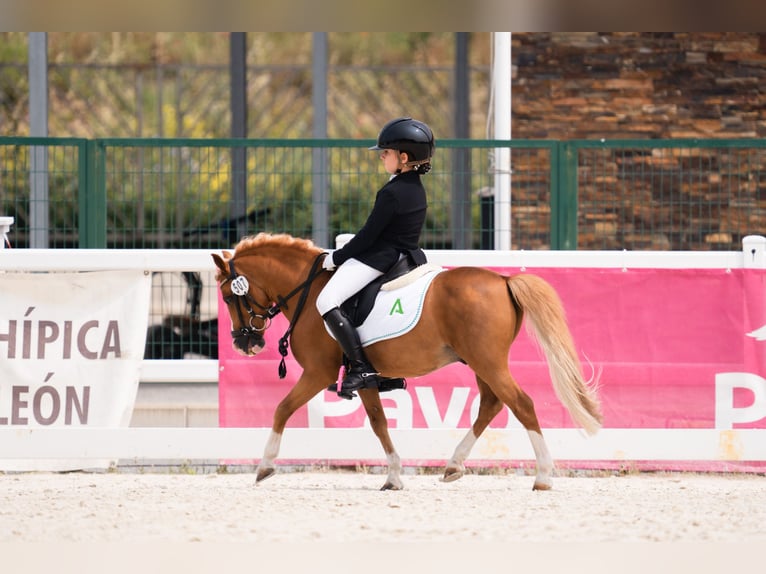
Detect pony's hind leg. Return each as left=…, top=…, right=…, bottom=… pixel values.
left=359, top=389, right=403, bottom=490
left=526, top=428, right=554, bottom=491
left=470, top=367, right=554, bottom=491
left=443, top=377, right=503, bottom=483
left=491, top=370, right=554, bottom=490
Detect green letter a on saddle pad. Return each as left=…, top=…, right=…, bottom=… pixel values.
left=389, top=298, right=404, bottom=315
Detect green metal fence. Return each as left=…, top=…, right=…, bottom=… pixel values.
left=570, top=139, right=766, bottom=251
left=3, top=137, right=764, bottom=253
left=0, top=138, right=85, bottom=248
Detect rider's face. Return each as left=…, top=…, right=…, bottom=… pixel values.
left=379, top=148, right=408, bottom=174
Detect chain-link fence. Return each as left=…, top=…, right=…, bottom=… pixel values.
left=2, top=33, right=491, bottom=142
left=574, top=140, right=766, bottom=250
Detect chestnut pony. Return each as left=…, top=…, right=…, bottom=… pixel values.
left=212, top=233, right=602, bottom=491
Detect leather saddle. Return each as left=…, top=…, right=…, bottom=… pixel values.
left=341, top=254, right=424, bottom=327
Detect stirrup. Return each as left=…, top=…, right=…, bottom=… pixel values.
left=327, top=375, right=406, bottom=396
left=328, top=366, right=378, bottom=399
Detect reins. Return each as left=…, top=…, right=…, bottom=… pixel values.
left=226, top=252, right=327, bottom=379
left=273, top=253, right=326, bottom=378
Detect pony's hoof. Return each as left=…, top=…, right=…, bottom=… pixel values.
left=256, top=468, right=276, bottom=483
left=380, top=481, right=403, bottom=491
left=440, top=468, right=464, bottom=483
left=532, top=481, right=552, bottom=491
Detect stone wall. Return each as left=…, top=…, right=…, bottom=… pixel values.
left=512, top=32, right=766, bottom=140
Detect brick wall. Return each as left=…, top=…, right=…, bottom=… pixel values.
left=512, top=32, right=766, bottom=140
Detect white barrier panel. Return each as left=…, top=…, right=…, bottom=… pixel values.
left=2, top=242, right=765, bottom=468
left=0, top=428, right=763, bottom=462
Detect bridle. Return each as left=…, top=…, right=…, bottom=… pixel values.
left=220, top=252, right=327, bottom=378
left=223, top=259, right=277, bottom=330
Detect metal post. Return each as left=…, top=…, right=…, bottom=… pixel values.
left=478, top=187, right=494, bottom=249
left=742, top=235, right=766, bottom=269
left=312, top=32, right=330, bottom=248
left=552, top=141, right=578, bottom=250
left=451, top=32, right=472, bottom=249
left=29, top=32, right=49, bottom=248
left=493, top=32, right=512, bottom=251
left=230, top=32, right=248, bottom=244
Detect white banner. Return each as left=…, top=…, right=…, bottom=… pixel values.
left=0, top=270, right=151, bottom=470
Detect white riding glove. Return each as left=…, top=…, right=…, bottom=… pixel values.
left=322, top=252, right=336, bottom=271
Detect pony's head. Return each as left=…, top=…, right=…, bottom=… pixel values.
left=212, top=250, right=269, bottom=356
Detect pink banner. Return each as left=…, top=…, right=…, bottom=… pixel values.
left=219, top=268, right=766, bottom=433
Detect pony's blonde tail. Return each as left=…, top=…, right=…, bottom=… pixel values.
left=507, top=274, right=602, bottom=435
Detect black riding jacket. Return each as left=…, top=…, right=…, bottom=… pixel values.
left=332, top=170, right=428, bottom=272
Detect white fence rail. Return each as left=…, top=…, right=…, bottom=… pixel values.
left=1, top=427, right=764, bottom=462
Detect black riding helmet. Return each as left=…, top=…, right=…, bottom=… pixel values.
left=370, top=117, right=435, bottom=173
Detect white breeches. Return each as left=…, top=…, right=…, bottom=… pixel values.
left=315, top=257, right=384, bottom=316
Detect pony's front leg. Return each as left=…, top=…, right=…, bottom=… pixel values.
left=256, top=371, right=328, bottom=484
left=359, top=389, right=403, bottom=490
left=256, top=430, right=282, bottom=483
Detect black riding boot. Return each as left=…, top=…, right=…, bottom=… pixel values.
left=323, top=308, right=381, bottom=399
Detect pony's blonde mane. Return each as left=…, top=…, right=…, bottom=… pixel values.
left=233, top=232, right=320, bottom=257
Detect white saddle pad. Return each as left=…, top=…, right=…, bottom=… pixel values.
left=358, top=266, right=443, bottom=346
left=324, top=266, right=444, bottom=347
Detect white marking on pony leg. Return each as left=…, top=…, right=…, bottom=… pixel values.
left=441, top=429, right=477, bottom=482
left=450, top=429, right=478, bottom=466
left=382, top=451, right=404, bottom=490
left=255, top=431, right=282, bottom=483
left=527, top=430, right=554, bottom=490
left=263, top=430, right=281, bottom=461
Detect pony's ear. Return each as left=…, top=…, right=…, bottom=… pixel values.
left=222, top=250, right=233, bottom=259
left=211, top=253, right=228, bottom=274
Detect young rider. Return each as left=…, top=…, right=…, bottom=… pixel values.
left=316, top=117, right=435, bottom=399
